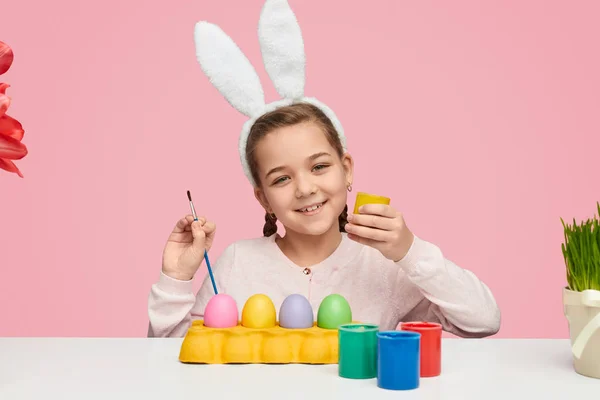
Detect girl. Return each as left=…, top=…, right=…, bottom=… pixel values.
left=147, top=102, right=501, bottom=338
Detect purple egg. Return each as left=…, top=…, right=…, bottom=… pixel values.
left=279, top=294, right=314, bottom=329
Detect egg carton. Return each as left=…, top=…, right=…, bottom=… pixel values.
left=179, top=319, right=346, bottom=364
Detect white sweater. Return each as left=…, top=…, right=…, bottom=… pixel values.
left=147, top=233, right=501, bottom=338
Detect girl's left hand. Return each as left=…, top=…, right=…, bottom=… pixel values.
left=345, top=204, right=414, bottom=262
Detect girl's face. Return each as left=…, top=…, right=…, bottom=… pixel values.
left=253, top=122, right=353, bottom=237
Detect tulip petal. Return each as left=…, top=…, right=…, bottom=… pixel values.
left=0, top=132, right=27, bottom=159
left=0, top=158, right=23, bottom=177
left=0, top=114, right=24, bottom=141
left=0, top=83, right=9, bottom=95
left=0, top=42, right=14, bottom=75
left=0, top=92, right=10, bottom=118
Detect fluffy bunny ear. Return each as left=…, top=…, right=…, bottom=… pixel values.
left=258, top=0, right=305, bottom=100
left=194, top=21, right=266, bottom=118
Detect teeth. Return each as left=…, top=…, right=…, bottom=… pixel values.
left=299, top=203, right=322, bottom=212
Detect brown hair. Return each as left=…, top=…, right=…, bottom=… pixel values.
left=245, top=102, right=349, bottom=237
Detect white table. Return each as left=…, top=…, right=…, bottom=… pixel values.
left=0, top=338, right=597, bottom=399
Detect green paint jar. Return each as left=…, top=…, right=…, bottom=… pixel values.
left=338, top=323, right=379, bottom=379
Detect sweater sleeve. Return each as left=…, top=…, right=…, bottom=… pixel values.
left=395, top=235, right=501, bottom=338
left=147, top=243, right=236, bottom=338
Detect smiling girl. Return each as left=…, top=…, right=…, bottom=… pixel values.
left=147, top=103, right=501, bottom=338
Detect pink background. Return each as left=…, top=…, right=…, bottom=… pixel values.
left=1, top=0, right=599, bottom=338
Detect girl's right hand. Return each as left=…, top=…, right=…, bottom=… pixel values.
left=161, top=215, right=216, bottom=281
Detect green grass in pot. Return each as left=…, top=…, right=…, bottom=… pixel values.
left=561, top=202, right=600, bottom=292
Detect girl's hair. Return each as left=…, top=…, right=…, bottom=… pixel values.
left=245, top=102, right=349, bottom=237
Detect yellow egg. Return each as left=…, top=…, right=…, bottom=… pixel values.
left=241, top=294, right=277, bottom=329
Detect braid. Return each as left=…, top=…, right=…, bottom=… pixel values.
left=338, top=204, right=349, bottom=232
left=263, top=212, right=278, bottom=237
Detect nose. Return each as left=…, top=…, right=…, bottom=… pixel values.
left=295, top=173, right=317, bottom=198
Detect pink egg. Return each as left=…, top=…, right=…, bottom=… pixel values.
left=203, top=294, right=239, bottom=328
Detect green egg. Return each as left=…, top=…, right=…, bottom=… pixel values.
left=317, top=294, right=352, bottom=329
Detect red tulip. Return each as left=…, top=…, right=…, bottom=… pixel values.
left=0, top=114, right=24, bottom=141
left=0, top=81, right=27, bottom=177
left=0, top=91, right=9, bottom=116
left=0, top=127, right=26, bottom=156
left=0, top=41, right=13, bottom=75
left=0, top=158, right=22, bottom=177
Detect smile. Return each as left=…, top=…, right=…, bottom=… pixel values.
left=296, top=200, right=327, bottom=214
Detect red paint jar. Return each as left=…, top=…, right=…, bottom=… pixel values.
left=400, top=321, right=442, bottom=377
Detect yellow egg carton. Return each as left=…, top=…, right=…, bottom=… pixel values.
left=179, top=319, right=342, bottom=364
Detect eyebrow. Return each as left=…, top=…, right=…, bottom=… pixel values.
left=265, top=152, right=332, bottom=179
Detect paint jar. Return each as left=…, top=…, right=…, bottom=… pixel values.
left=400, top=321, right=442, bottom=377
left=338, top=323, right=378, bottom=379
left=376, top=331, right=420, bottom=390
left=353, top=192, right=390, bottom=214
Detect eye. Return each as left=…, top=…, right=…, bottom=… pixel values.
left=313, top=164, right=329, bottom=172
left=272, top=176, right=289, bottom=185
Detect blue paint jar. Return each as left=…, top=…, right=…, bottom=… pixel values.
left=376, top=331, right=421, bottom=390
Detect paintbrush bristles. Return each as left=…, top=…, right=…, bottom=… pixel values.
left=187, top=190, right=198, bottom=221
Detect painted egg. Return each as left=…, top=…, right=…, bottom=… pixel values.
left=317, top=294, right=352, bottom=329
left=241, top=294, right=277, bottom=329
left=203, top=294, right=239, bottom=328
left=279, top=294, right=314, bottom=329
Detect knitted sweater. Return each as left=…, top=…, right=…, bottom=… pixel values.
left=147, top=233, right=501, bottom=337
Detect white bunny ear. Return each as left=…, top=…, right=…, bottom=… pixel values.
left=194, top=21, right=266, bottom=118
left=258, top=0, right=305, bottom=99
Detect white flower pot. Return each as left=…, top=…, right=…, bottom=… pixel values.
left=563, top=287, right=600, bottom=379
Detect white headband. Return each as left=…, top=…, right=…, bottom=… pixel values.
left=193, top=0, right=346, bottom=187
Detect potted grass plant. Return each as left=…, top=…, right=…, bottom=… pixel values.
left=562, top=201, right=600, bottom=379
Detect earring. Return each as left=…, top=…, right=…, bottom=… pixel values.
left=347, top=184, right=352, bottom=192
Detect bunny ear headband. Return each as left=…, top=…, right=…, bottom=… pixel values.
left=194, top=0, right=346, bottom=187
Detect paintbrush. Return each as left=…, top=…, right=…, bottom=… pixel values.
left=187, top=190, right=218, bottom=295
